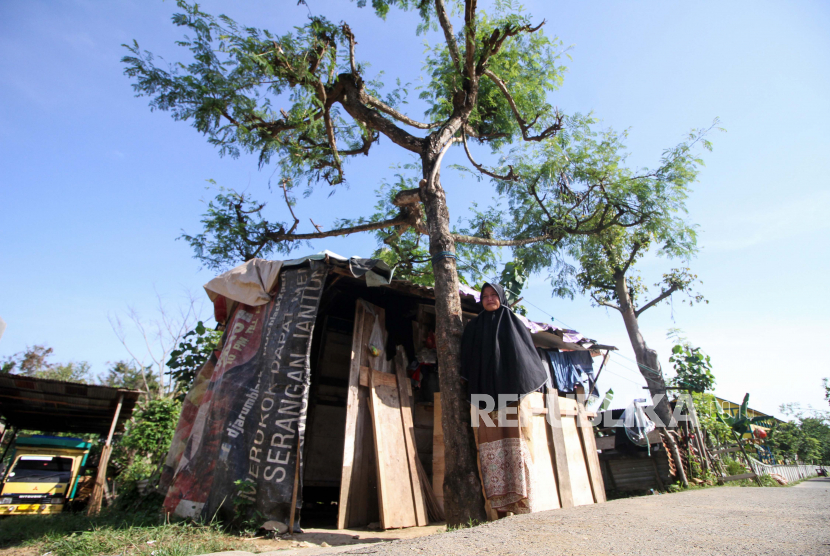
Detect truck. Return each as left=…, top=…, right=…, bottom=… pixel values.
left=0, top=436, right=92, bottom=516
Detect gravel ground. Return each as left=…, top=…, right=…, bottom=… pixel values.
left=210, top=479, right=830, bottom=556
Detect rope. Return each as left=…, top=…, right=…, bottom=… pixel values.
left=431, top=251, right=457, bottom=263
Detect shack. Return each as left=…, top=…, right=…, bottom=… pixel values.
left=160, top=252, right=612, bottom=530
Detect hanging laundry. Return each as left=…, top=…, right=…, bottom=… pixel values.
left=544, top=350, right=596, bottom=393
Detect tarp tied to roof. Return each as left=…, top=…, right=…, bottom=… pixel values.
left=204, top=259, right=283, bottom=307
left=205, top=252, right=394, bottom=324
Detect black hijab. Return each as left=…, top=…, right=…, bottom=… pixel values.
left=460, top=283, right=548, bottom=410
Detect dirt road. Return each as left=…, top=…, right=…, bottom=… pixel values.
left=243, top=479, right=830, bottom=556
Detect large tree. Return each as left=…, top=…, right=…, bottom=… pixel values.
left=512, top=126, right=715, bottom=431
left=124, top=0, right=705, bottom=523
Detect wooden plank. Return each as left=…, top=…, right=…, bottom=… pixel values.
left=544, top=388, right=574, bottom=509
left=87, top=392, right=123, bottom=516
left=525, top=393, right=559, bottom=511
left=288, top=434, right=301, bottom=534
left=561, top=413, right=594, bottom=506
left=574, top=386, right=606, bottom=503
left=415, top=455, right=444, bottom=522
left=713, top=446, right=742, bottom=455
left=337, top=302, right=366, bottom=529
left=722, top=472, right=757, bottom=482
left=394, top=347, right=428, bottom=526
left=338, top=300, right=383, bottom=529
left=432, top=392, right=444, bottom=513
left=369, top=370, right=418, bottom=529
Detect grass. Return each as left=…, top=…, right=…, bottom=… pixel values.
left=0, top=509, right=250, bottom=556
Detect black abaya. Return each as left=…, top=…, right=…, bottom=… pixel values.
left=460, top=283, right=547, bottom=410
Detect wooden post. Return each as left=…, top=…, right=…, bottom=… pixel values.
left=0, top=427, right=17, bottom=481
left=687, top=396, right=713, bottom=472
left=574, top=385, right=606, bottom=503
left=87, top=393, right=124, bottom=515
left=588, top=351, right=610, bottom=398
left=394, top=347, right=428, bottom=526
left=337, top=302, right=366, bottom=529
left=289, top=434, right=302, bottom=534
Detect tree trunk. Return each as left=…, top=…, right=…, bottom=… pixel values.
left=614, top=273, right=689, bottom=487
left=420, top=158, right=487, bottom=526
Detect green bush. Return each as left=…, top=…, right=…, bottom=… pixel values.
left=723, top=457, right=747, bottom=476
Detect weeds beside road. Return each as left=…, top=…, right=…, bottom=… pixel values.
left=0, top=510, right=247, bottom=556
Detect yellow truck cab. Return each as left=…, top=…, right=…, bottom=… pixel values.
left=0, top=436, right=91, bottom=516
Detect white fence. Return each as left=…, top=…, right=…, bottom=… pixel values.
left=749, top=458, right=819, bottom=483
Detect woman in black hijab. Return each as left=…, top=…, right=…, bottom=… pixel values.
left=460, top=283, right=547, bottom=515
left=461, top=283, right=547, bottom=408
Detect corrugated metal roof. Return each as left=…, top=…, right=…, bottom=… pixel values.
left=0, top=373, right=141, bottom=435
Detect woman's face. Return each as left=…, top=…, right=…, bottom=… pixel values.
left=481, top=286, right=501, bottom=312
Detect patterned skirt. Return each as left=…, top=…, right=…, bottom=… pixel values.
left=476, top=397, right=536, bottom=514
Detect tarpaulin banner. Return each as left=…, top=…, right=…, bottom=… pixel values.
left=163, top=262, right=327, bottom=527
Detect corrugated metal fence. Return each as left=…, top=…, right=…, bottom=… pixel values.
left=749, top=458, right=818, bottom=483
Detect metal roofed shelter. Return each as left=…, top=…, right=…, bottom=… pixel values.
left=0, top=373, right=141, bottom=514
left=0, top=374, right=139, bottom=435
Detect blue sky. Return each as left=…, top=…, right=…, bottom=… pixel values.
left=1, top=0, right=828, bottom=418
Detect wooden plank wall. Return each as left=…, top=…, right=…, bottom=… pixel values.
left=339, top=300, right=427, bottom=530
left=337, top=301, right=382, bottom=529
left=433, top=391, right=604, bottom=518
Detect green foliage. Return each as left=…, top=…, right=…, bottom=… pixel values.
left=599, top=388, right=614, bottom=411
left=114, top=398, right=181, bottom=485
left=767, top=417, right=830, bottom=464
left=692, top=392, right=731, bottom=447
left=180, top=187, right=280, bottom=272
left=715, top=393, right=769, bottom=436
left=722, top=457, right=747, bottom=476
left=669, top=344, right=715, bottom=393
left=231, top=479, right=265, bottom=531
left=101, top=361, right=160, bottom=398
left=167, top=321, right=221, bottom=401
left=419, top=4, right=566, bottom=149
left=0, top=508, right=247, bottom=556
left=487, top=122, right=717, bottom=307
left=499, top=260, right=527, bottom=307
left=0, top=345, right=93, bottom=384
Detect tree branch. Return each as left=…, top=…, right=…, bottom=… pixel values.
left=591, top=293, right=621, bottom=312
left=621, top=242, right=641, bottom=276
left=461, top=131, right=518, bottom=181
left=483, top=69, right=564, bottom=142
left=264, top=213, right=411, bottom=242
left=365, top=95, right=441, bottom=130
left=476, top=20, right=545, bottom=75
left=635, top=285, right=679, bottom=318
left=332, top=74, right=425, bottom=154
left=342, top=23, right=357, bottom=75
left=451, top=232, right=554, bottom=246
left=434, top=0, right=462, bottom=72
left=280, top=180, right=300, bottom=234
